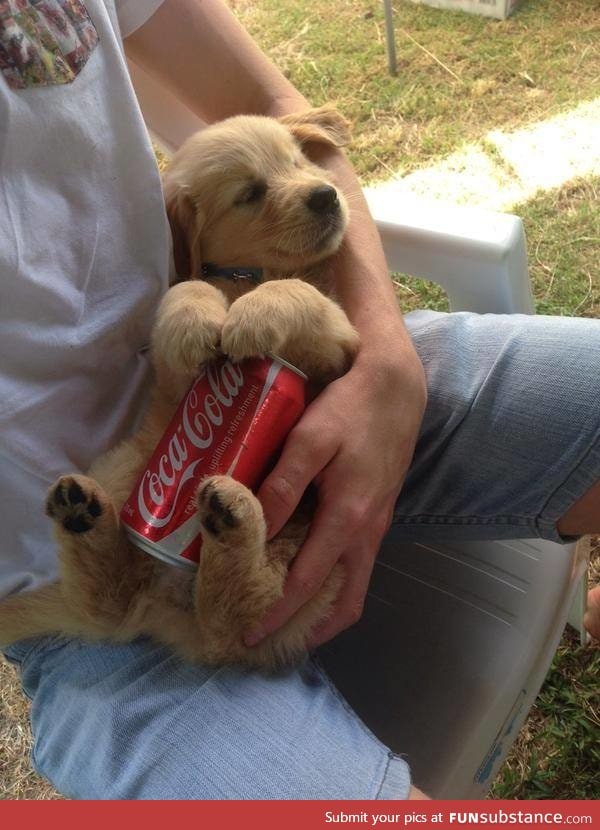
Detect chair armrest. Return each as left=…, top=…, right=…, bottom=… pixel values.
left=366, top=193, right=535, bottom=315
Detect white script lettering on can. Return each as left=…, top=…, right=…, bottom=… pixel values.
left=137, top=361, right=245, bottom=526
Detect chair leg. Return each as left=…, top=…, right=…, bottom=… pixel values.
left=382, top=0, right=398, bottom=76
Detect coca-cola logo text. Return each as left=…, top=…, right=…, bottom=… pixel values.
left=137, top=361, right=245, bottom=528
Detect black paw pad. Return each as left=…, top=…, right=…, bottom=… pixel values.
left=209, top=491, right=237, bottom=528
left=88, top=497, right=102, bottom=518
left=63, top=515, right=94, bottom=533
left=200, top=483, right=240, bottom=536
left=68, top=481, right=86, bottom=505
left=46, top=477, right=104, bottom=534
left=202, top=514, right=220, bottom=536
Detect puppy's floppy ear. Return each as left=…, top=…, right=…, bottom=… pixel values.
left=279, top=105, right=351, bottom=149
left=163, top=177, right=204, bottom=284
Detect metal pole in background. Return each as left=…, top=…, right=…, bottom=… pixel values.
left=382, top=0, right=397, bottom=76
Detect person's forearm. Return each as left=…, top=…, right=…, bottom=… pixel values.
left=126, top=0, right=308, bottom=123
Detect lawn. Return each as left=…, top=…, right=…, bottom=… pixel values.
left=397, top=175, right=600, bottom=317
left=1, top=0, right=598, bottom=802
left=231, top=0, right=599, bottom=180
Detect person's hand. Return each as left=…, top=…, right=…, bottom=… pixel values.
left=244, top=339, right=427, bottom=649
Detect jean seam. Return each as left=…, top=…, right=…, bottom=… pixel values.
left=20, top=634, right=72, bottom=672
left=374, top=752, right=412, bottom=799
left=312, top=657, right=408, bottom=785
left=375, top=754, right=393, bottom=800
left=3, top=636, right=53, bottom=673
left=392, top=514, right=534, bottom=526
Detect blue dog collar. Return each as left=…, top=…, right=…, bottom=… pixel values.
left=201, top=263, right=263, bottom=285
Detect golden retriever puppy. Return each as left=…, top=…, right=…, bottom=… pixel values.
left=0, top=107, right=359, bottom=670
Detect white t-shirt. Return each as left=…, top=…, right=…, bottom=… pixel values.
left=0, top=0, right=172, bottom=598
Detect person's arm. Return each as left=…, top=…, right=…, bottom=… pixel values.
left=124, top=0, right=307, bottom=122
left=126, top=0, right=427, bottom=647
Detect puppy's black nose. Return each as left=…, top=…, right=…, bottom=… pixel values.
left=307, top=185, right=339, bottom=214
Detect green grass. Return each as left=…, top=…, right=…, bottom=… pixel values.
left=491, top=628, right=600, bottom=800
left=392, top=176, right=600, bottom=316
left=522, top=178, right=600, bottom=318
left=233, top=0, right=600, bottom=180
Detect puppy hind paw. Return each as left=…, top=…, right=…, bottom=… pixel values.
left=197, top=476, right=264, bottom=540
left=45, top=475, right=108, bottom=534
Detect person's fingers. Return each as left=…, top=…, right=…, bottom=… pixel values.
left=256, top=419, right=336, bottom=538
left=306, top=552, right=372, bottom=649
left=243, top=494, right=371, bottom=646
left=306, top=509, right=392, bottom=649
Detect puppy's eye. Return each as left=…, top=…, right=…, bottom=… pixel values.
left=236, top=182, right=267, bottom=205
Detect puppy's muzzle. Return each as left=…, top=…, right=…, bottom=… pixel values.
left=306, top=185, right=340, bottom=216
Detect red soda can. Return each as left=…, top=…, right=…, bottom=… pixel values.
left=120, top=356, right=307, bottom=569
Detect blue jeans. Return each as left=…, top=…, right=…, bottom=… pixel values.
left=6, top=311, right=600, bottom=799
left=3, top=636, right=410, bottom=799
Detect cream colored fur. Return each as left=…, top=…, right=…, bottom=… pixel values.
left=0, top=107, right=359, bottom=670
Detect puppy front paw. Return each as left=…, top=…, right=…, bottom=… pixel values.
left=220, top=292, right=285, bottom=361
left=45, top=475, right=110, bottom=534
left=152, top=282, right=229, bottom=376
left=220, top=280, right=359, bottom=380
left=161, top=315, right=224, bottom=376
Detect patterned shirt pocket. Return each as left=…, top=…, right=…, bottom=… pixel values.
left=0, top=0, right=99, bottom=90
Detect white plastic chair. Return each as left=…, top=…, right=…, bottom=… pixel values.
left=128, top=61, right=588, bottom=798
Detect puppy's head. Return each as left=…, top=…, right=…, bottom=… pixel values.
left=163, top=106, right=350, bottom=281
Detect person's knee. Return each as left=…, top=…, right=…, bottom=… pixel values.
left=557, top=479, right=600, bottom=536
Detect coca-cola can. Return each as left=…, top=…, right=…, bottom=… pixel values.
left=120, top=356, right=307, bottom=569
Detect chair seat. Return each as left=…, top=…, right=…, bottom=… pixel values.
left=318, top=533, right=582, bottom=798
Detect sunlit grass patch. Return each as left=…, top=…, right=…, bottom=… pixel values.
left=231, top=0, right=600, bottom=180
left=0, top=659, right=64, bottom=799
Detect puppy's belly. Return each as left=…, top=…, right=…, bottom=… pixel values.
left=153, top=565, right=195, bottom=610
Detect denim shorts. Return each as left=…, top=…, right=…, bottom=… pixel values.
left=3, top=636, right=410, bottom=799
left=5, top=310, right=600, bottom=800
left=396, top=311, right=600, bottom=543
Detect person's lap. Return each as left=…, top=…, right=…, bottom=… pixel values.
left=3, top=635, right=411, bottom=799
left=5, top=310, right=600, bottom=800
